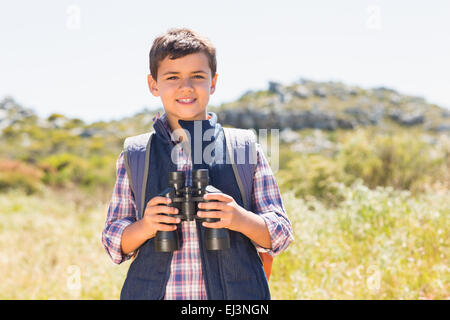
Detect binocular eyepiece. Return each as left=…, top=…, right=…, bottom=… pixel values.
left=155, top=169, right=230, bottom=252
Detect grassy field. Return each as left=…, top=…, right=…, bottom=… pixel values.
left=271, top=180, right=449, bottom=299
left=0, top=180, right=448, bottom=299
left=0, top=188, right=129, bottom=299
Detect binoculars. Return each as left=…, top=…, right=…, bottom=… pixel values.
left=155, top=169, right=230, bottom=252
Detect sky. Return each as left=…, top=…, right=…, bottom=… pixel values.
left=1, top=0, right=449, bottom=123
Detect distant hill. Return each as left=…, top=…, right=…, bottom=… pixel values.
left=1, top=79, right=449, bottom=143
left=216, top=79, right=450, bottom=132
left=1, top=79, right=449, bottom=197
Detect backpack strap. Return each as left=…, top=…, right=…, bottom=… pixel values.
left=223, top=127, right=273, bottom=281
left=123, top=131, right=155, bottom=220
left=222, top=127, right=257, bottom=211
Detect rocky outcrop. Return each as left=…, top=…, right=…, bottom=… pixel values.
left=217, top=80, right=450, bottom=132
left=218, top=108, right=358, bottom=130
left=0, top=97, right=35, bottom=131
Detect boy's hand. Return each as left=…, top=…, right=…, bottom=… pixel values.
left=197, top=193, right=249, bottom=232
left=141, top=196, right=180, bottom=239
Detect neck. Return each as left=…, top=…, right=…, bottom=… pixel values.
left=167, top=112, right=209, bottom=142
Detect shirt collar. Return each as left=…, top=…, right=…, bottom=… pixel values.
left=152, top=111, right=217, bottom=145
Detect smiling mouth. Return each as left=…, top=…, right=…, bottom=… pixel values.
left=176, top=98, right=197, bottom=104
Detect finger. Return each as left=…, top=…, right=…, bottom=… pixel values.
left=198, top=201, right=228, bottom=211
left=155, top=223, right=177, bottom=232
left=197, top=210, right=223, bottom=219
left=203, top=193, right=233, bottom=203
left=152, top=214, right=180, bottom=225
left=147, top=196, right=172, bottom=207
left=145, top=205, right=178, bottom=216
left=202, top=221, right=225, bottom=229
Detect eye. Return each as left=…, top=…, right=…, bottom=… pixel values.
left=166, top=75, right=204, bottom=80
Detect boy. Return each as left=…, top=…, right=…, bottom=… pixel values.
left=102, top=28, right=293, bottom=300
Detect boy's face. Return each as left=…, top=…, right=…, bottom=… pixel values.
left=148, top=52, right=218, bottom=125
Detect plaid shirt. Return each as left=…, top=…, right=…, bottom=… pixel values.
left=102, top=112, right=293, bottom=300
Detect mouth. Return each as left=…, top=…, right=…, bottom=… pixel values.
left=176, top=98, right=197, bottom=105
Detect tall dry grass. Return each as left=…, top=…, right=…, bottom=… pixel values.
left=0, top=180, right=448, bottom=299
left=270, top=180, right=449, bottom=299
left=0, top=188, right=130, bottom=299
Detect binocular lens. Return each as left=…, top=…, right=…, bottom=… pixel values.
left=169, top=171, right=185, bottom=184
left=193, top=169, right=209, bottom=188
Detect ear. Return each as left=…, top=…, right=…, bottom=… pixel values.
left=209, top=73, right=218, bottom=95
left=147, top=74, right=160, bottom=97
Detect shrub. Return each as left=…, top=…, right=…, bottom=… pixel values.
left=0, top=159, right=43, bottom=194
left=38, top=153, right=89, bottom=187
left=336, top=129, right=445, bottom=193
left=270, top=181, right=449, bottom=299
left=38, top=153, right=116, bottom=192
left=278, top=153, right=353, bottom=207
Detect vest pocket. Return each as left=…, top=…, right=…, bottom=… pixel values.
left=120, top=240, right=173, bottom=299
left=218, top=232, right=270, bottom=299
left=121, top=277, right=164, bottom=300
left=220, top=233, right=253, bottom=282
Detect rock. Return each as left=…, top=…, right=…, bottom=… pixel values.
left=337, top=118, right=355, bottom=129
left=372, top=87, right=398, bottom=101
left=293, top=85, right=310, bottom=99
left=441, top=110, right=450, bottom=118
left=49, top=116, right=69, bottom=129
left=69, top=127, right=84, bottom=136
left=0, top=97, right=16, bottom=110
left=389, top=93, right=402, bottom=105
left=281, top=91, right=293, bottom=104
left=268, top=81, right=295, bottom=105
left=313, top=87, right=327, bottom=98
left=240, top=112, right=255, bottom=128
left=0, top=118, right=13, bottom=132
left=347, top=87, right=359, bottom=96
left=344, top=107, right=372, bottom=126
left=268, top=81, right=284, bottom=95
left=290, top=129, right=336, bottom=154
left=344, top=103, right=384, bottom=126
left=431, top=123, right=450, bottom=132
left=389, top=109, right=424, bottom=126
left=0, top=109, right=7, bottom=121
left=304, top=110, right=337, bottom=130
left=280, top=128, right=300, bottom=143
left=218, top=108, right=361, bottom=131
left=267, top=95, right=284, bottom=110
left=287, top=110, right=306, bottom=130
left=80, top=128, right=101, bottom=138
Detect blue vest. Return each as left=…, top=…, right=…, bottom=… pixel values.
left=120, top=112, right=270, bottom=300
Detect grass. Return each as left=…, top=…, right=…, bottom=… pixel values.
left=0, top=181, right=448, bottom=299
left=269, top=180, right=449, bottom=299
left=0, top=188, right=130, bottom=299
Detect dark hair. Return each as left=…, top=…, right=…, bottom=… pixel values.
left=149, top=27, right=217, bottom=80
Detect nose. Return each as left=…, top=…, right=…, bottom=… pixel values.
left=179, top=78, right=194, bottom=91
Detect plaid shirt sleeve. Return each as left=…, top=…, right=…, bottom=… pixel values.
left=251, top=143, right=294, bottom=256
left=101, top=151, right=137, bottom=264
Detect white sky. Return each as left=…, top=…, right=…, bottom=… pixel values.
left=1, top=0, right=449, bottom=123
